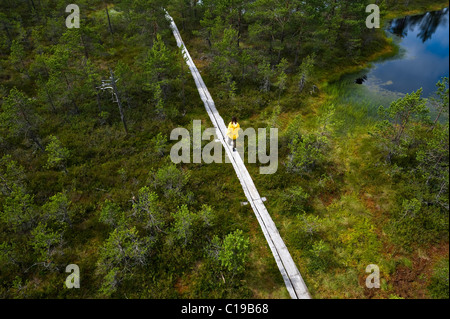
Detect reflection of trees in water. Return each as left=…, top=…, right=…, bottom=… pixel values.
left=388, top=7, right=449, bottom=42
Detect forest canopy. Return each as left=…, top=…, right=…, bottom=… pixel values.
left=0, top=0, right=448, bottom=299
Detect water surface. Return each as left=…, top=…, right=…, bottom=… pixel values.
left=330, top=8, right=449, bottom=132
left=364, top=7, right=449, bottom=98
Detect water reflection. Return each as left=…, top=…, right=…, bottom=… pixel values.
left=362, top=7, right=449, bottom=97
left=388, top=7, right=449, bottom=43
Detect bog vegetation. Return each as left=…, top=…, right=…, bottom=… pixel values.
left=0, top=0, right=448, bottom=299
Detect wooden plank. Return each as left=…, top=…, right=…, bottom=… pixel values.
left=166, top=11, right=311, bottom=300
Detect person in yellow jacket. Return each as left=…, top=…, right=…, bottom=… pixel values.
left=227, top=116, right=240, bottom=152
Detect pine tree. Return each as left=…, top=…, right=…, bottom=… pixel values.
left=258, top=58, right=275, bottom=92
left=296, top=54, right=315, bottom=93
left=131, top=186, right=162, bottom=233
left=150, top=163, right=192, bottom=206
left=0, top=87, right=43, bottom=150
left=430, top=77, right=449, bottom=130
left=275, top=58, right=288, bottom=102
left=145, top=33, right=178, bottom=95
left=41, top=192, right=73, bottom=228
left=30, top=222, right=62, bottom=269
left=372, top=89, right=429, bottom=163
left=99, top=199, right=125, bottom=228
left=416, top=124, right=449, bottom=210
left=217, top=229, right=250, bottom=276
left=98, top=227, right=150, bottom=273
left=46, top=44, right=80, bottom=114
left=171, top=204, right=196, bottom=246
left=0, top=185, right=36, bottom=232
left=8, top=38, right=30, bottom=79
left=44, top=135, right=70, bottom=174
left=0, top=155, right=26, bottom=196
left=287, top=133, right=329, bottom=174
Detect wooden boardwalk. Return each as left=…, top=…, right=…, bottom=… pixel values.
left=166, top=12, right=311, bottom=299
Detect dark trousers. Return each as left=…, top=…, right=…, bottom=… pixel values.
left=228, top=137, right=236, bottom=149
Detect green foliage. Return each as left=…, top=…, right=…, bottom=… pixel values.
left=429, top=76, right=449, bottom=125
left=428, top=258, right=449, bottom=299
left=275, top=58, right=288, bottom=101
left=171, top=204, right=215, bottom=246
left=36, top=74, right=59, bottom=113
left=98, top=227, right=150, bottom=274
left=267, top=104, right=282, bottom=129
left=296, top=54, right=316, bottom=93
left=171, top=204, right=196, bottom=246
left=281, top=186, right=310, bottom=213
left=368, top=80, right=450, bottom=248
left=99, top=199, right=125, bottom=228
left=29, top=222, right=62, bottom=268
left=0, top=241, right=20, bottom=269
left=415, top=124, right=449, bottom=210
left=318, top=103, right=338, bottom=135
left=338, top=218, right=381, bottom=268
left=0, top=87, right=42, bottom=150
left=131, top=186, right=162, bottom=233
left=371, top=89, right=429, bottom=162
left=0, top=155, right=26, bottom=196
left=45, top=135, right=70, bottom=173
left=400, top=198, right=422, bottom=220
left=8, top=38, right=28, bottom=77
left=1, top=0, right=448, bottom=300
left=214, top=229, right=250, bottom=276
left=0, top=185, right=36, bottom=232
left=150, top=163, right=193, bottom=206
left=41, top=192, right=72, bottom=228
left=198, top=204, right=214, bottom=228
left=258, top=59, right=275, bottom=92
left=219, top=71, right=238, bottom=100
left=99, top=111, right=110, bottom=125
left=307, top=240, right=333, bottom=273
left=151, top=132, right=168, bottom=157
left=387, top=197, right=448, bottom=248
left=212, top=26, right=239, bottom=72
left=287, top=133, right=329, bottom=174
left=99, top=267, right=121, bottom=297
left=389, top=294, right=405, bottom=299
left=144, top=33, right=179, bottom=94
left=150, top=83, right=163, bottom=120
left=289, top=213, right=322, bottom=250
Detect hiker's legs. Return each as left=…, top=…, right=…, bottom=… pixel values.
left=227, top=137, right=237, bottom=151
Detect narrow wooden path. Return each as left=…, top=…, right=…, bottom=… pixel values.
left=166, top=12, right=311, bottom=299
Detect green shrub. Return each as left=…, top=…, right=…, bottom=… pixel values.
left=281, top=186, right=310, bottom=213
left=45, top=135, right=70, bottom=174
left=149, top=162, right=193, bottom=207
left=307, top=240, right=334, bottom=273
left=286, top=133, right=329, bottom=174
left=428, top=258, right=449, bottom=299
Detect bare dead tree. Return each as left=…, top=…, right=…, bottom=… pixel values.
left=97, top=68, right=129, bottom=134
left=103, top=1, right=114, bottom=36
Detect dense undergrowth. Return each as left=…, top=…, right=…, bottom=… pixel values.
left=0, top=0, right=448, bottom=299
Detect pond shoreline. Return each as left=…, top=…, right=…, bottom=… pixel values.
left=320, top=1, right=449, bottom=89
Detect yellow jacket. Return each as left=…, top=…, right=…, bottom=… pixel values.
left=227, top=122, right=240, bottom=140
